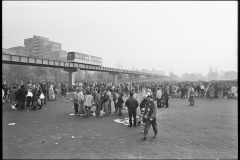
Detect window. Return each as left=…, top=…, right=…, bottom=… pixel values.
left=75, top=53, right=80, bottom=59
left=84, top=55, right=89, bottom=61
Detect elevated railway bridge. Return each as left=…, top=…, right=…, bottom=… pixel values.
left=2, top=54, right=167, bottom=86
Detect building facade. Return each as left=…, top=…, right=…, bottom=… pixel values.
left=2, top=48, right=17, bottom=55
left=4, top=35, right=68, bottom=61
left=7, top=46, right=30, bottom=56
left=24, top=35, right=62, bottom=58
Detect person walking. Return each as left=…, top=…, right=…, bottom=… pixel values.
left=73, top=88, right=80, bottom=115
left=31, top=85, right=41, bottom=110
left=142, top=95, right=158, bottom=140
left=48, top=84, right=55, bottom=101
left=156, top=88, right=162, bottom=108
left=102, top=91, right=109, bottom=116
left=16, top=85, right=28, bottom=110
left=41, top=84, right=47, bottom=105
left=133, top=89, right=138, bottom=100
left=84, top=91, right=94, bottom=117
left=189, top=86, right=195, bottom=106
left=95, top=89, right=102, bottom=117
left=107, top=90, right=112, bottom=114
left=112, top=90, right=119, bottom=115
left=209, top=84, right=215, bottom=100
left=163, top=88, right=169, bottom=108
left=117, top=93, right=124, bottom=117
left=125, top=92, right=139, bottom=127
left=78, top=87, right=85, bottom=115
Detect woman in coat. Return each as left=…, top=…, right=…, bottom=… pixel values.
left=208, top=84, right=215, bottom=100
left=117, top=93, right=124, bottom=117
left=189, top=86, right=195, bottom=106
left=48, top=84, right=55, bottom=101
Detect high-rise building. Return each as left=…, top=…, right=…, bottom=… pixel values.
left=4, top=35, right=68, bottom=61
left=24, top=35, right=62, bottom=58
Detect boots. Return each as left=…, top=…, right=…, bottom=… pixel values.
left=153, top=132, right=157, bottom=138
left=141, top=136, right=146, bottom=140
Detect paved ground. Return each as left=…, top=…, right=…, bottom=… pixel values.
left=2, top=93, right=238, bottom=159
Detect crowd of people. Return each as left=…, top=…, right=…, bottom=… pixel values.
left=2, top=80, right=57, bottom=110
left=2, top=79, right=238, bottom=140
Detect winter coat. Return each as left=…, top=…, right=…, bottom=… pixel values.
left=140, top=99, right=148, bottom=110
left=84, top=94, right=93, bottom=107
left=16, top=88, right=28, bottom=101
left=9, top=88, right=18, bottom=101
left=32, top=89, right=41, bottom=101
left=143, top=100, right=157, bottom=119
left=117, top=96, right=124, bottom=108
left=209, top=86, right=215, bottom=98
left=189, top=90, right=195, bottom=103
left=125, top=97, right=139, bottom=111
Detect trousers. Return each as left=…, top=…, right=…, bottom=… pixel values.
left=128, top=109, right=137, bottom=126
left=103, top=101, right=109, bottom=116
left=74, top=103, right=79, bottom=114
left=144, top=118, right=158, bottom=137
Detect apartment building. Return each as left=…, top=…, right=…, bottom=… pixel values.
left=4, top=35, right=68, bottom=61
left=24, top=35, right=62, bottom=57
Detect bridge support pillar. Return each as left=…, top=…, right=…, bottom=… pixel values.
left=109, top=72, right=119, bottom=84
left=63, top=68, right=79, bottom=87
left=134, top=74, right=140, bottom=81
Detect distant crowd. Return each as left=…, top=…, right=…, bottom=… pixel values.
left=2, top=79, right=238, bottom=111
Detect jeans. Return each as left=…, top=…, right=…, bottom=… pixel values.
left=74, top=103, right=79, bottom=114
left=144, top=118, right=158, bottom=137
left=103, top=101, right=109, bottom=116
left=128, top=109, right=137, bottom=126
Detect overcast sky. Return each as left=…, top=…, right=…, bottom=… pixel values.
left=2, top=1, right=238, bottom=76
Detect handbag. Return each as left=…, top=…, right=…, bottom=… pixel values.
left=39, top=93, right=45, bottom=99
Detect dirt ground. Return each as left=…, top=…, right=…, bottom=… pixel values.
left=2, top=93, right=238, bottom=159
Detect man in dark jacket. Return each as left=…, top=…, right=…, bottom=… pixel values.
left=16, top=85, right=28, bottom=110
left=125, top=92, right=139, bottom=127
left=142, top=95, right=158, bottom=140
left=163, top=88, right=169, bottom=108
